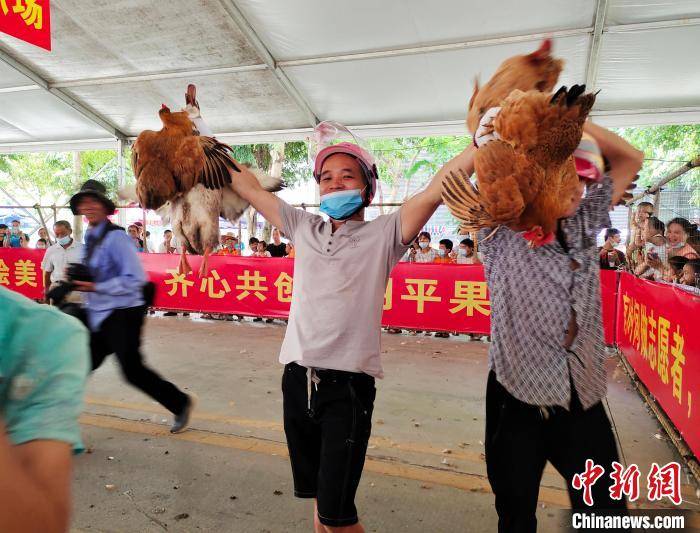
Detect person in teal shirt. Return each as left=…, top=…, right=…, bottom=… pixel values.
left=0, top=286, right=89, bottom=532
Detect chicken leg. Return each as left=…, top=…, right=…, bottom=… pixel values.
left=178, top=246, right=193, bottom=276
left=198, top=246, right=212, bottom=279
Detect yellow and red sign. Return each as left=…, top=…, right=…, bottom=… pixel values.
left=142, top=255, right=493, bottom=335
left=0, top=248, right=41, bottom=295
left=1, top=0, right=51, bottom=50
left=616, top=272, right=699, bottom=459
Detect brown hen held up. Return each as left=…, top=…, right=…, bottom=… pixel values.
left=131, top=100, right=240, bottom=211
left=466, top=39, right=563, bottom=135
left=443, top=40, right=597, bottom=248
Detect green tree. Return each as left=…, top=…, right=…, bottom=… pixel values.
left=79, top=150, right=127, bottom=199
left=615, top=124, right=700, bottom=204
left=367, top=136, right=468, bottom=214
left=0, top=152, right=72, bottom=204
left=281, top=141, right=311, bottom=187
left=226, top=141, right=310, bottom=238
left=0, top=152, right=73, bottom=231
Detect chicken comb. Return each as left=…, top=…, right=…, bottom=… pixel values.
left=529, top=38, right=552, bottom=62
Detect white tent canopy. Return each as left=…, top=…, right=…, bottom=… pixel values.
left=0, top=0, right=699, bottom=153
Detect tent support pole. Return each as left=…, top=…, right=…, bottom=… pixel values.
left=117, top=139, right=127, bottom=227
left=627, top=156, right=700, bottom=204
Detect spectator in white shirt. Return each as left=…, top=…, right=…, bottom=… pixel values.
left=41, top=220, right=84, bottom=302
left=414, top=231, right=438, bottom=263
left=454, top=238, right=481, bottom=264
left=159, top=230, right=176, bottom=253
left=635, top=216, right=667, bottom=280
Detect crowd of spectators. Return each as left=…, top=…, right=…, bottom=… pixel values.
left=601, top=201, right=700, bottom=291
left=0, top=219, right=30, bottom=248
left=5, top=210, right=696, bottom=293
left=402, top=231, right=481, bottom=265
left=393, top=212, right=699, bottom=293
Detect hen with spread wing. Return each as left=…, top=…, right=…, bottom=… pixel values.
left=127, top=85, right=282, bottom=276
left=443, top=40, right=597, bottom=247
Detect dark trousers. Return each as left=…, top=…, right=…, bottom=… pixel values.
left=485, top=371, right=627, bottom=533
left=282, top=363, right=376, bottom=527
left=90, top=306, right=187, bottom=415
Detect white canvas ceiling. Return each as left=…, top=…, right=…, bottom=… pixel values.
left=0, top=0, right=698, bottom=153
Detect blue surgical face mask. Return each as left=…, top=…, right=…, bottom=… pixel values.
left=319, top=188, right=365, bottom=220
left=438, top=249, right=446, bottom=257
left=57, top=235, right=71, bottom=246
left=419, top=241, right=429, bottom=249
left=458, top=248, right=467, bottom=256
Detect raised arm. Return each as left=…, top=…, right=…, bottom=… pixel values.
left=400, top=145, right=476, bottom=244
left=583, top=122, right=644, bottom=205
left=230, top=167, right=283, bottom=230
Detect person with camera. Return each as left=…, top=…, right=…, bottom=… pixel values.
left=634, top=216, right=667, bottom=281
left=69, top=180, right=194, bottom=434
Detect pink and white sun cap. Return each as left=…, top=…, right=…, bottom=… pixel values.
left=313, top=142, right=378, bottom=201
left=574, top=132, right=605, bottom=183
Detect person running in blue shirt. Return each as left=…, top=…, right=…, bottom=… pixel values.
left=69, top=179, right=194, bottom=433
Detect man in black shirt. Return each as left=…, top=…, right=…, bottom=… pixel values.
left=598, top=228, right=626, bottom=270
left=267, top=228, right=287, bottom=258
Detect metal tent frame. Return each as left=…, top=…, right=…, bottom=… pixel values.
left=0, top=1, right=699, bottom=153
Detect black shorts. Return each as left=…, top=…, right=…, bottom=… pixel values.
left=282, top=362, right=376, bottom=527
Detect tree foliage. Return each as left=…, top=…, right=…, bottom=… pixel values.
left=0, top=152, right=73, bottom=204
left=79, top=150, right=128, bottom=199
left=365, top=136, right=467, bottom=213
left=282, top=141, right=311, bottom=186
left=615, top=124, right=700, bottom=202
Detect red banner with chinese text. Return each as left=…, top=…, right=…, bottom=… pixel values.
left=0, top=0, right=51, bottom=50
left=380, top=263, right=491, bottom=334
left=144, top=255, right=493, bottom=333
left=616, top=272, right=700, bottom=459
left=0, top=247, right=44, bottom=299
left=142, top=254, right=295, bottom=318
left=0, top=249, right=630, bottom=339
left=0, top=249, right=492, bottom=333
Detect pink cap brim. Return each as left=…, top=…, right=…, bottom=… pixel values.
left=313, top=142, right=375, bottom=180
